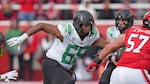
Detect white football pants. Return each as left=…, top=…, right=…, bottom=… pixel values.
left=109, top=66, right=150, bottom=84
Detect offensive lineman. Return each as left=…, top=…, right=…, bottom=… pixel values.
left=87, top=11, right=150, bottom=84
left=0, top=32, right=18, bottom=82
left=6, top=10, right=108, bottom=84
left=98, top=9, right=134, bottom=84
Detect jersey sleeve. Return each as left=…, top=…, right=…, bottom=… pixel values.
left=106, top=26, right=120, bottom=41
left=106, top=26, right=114, bottom=41
left=57, top=23, right=73, bottom=37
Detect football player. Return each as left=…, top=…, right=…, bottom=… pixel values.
left=98, top=9, right=134, bottom=84
left=7, top=10, right=108, bottom=84
left=86, top=11, right=150, bottom=84
left=0, top=32, right=18, bottom=82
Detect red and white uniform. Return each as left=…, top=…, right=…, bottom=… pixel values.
left=110, top=27, right=150, bottom=84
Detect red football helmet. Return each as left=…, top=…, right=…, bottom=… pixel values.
left=143, top=11, right=150, bottom=28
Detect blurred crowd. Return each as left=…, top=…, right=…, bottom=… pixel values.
left=0, top=0, right=150, bottom=82
left=0, top=0, right=150, bottom=21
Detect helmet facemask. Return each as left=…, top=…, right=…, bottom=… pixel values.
left=79, top=21, right=94, bottom=36
left=116, top=18, right=131, bottom=33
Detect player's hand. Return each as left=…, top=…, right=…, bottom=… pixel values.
left=86, top=61, right=99, bottom=72
left=7, top=33, right=28, bottom=47
left=6, top=37, right=22, bottom=51
left=7, top=37, right=21, bottom=46
left=86, top=58, right=102, bottom=72
left=0, top=70, right=18, bottom=82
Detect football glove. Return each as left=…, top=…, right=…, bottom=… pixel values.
left=86, top=58, right=102, bottom=72
left=0, top=70, right=18, bottom=82
left=7, top=33, right=29, bottom=51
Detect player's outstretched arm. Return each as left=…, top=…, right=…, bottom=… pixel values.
left=25, top=23, right=63, bottom=41
left=98, top=34, right=125, bottom=60
left=7, top=23, right=63, bottom=47
left=86, top=35, right=125, bottom=72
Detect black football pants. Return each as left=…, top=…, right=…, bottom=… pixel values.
left=99, top=61, right=116, bottom=84
left=42, top=57, right=75, bottom=84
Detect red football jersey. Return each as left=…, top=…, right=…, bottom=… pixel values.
left=117, top=27, right=150, bottom=70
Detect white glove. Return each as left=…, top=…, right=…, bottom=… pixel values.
left=7, top=33, right=29, bottom=47
left=0, top=70, right=18, bottom=82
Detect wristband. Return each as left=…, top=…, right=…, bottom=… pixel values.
left=0, top=74, right=6, bottom=80
left=93, top=58, right=102, bottom=64
left=19, top=33, right=29, bottom=41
